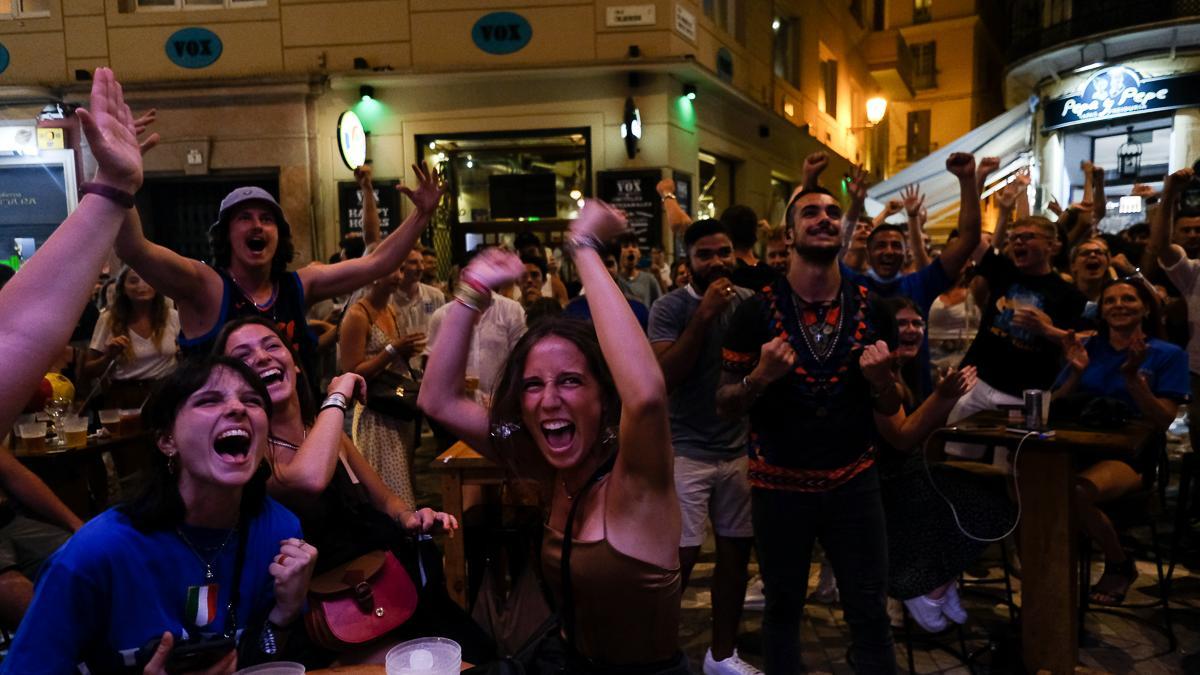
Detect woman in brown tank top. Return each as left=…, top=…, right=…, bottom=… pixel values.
left=421, top=200, right=686, bottom=673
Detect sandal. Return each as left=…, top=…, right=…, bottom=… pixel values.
left=1089, top=557, right=1137, bottom=606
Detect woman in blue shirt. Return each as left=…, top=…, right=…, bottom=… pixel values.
left=1055, top=278, right=1188, bottom=605
left=3, top=358, right=314, bottom=673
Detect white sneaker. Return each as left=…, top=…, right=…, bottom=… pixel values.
left=811, top=561, right=839, bottom=604
left=903, top=595, right=948, bottom=632
left=743, top=575, right=765, bottom=611
left=703, top=648, right=763, bottom=675
left=941, top=583, right=969, bottom=625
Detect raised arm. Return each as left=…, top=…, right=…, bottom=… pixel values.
left=114, top=209, right=219, bottom=326
left=842, top=164, right=868, bottom=248
left=1151, top=168, right=1192, bottom=267
left=569, top=201, right=671, bottom=490
left=656, top=178, right=693, bottom=236
left=266, top=374, right=365, bottom=497
left=355, top=165, right=382, bottom=247
left=418, top=249, right=525, bottom=460
left=939, top=153, right=982, bottom=279
left=901, top=183, right=932, bottom=270
left=802, top=151, right=829, bottom=192
left=0, top=68, right=145, bottom=436
left=993, top=182, right=1018, bottom=252
left=299, top=162, right=444, bottom=303
left=1090, top=164, right=1107, bottom=229
left=859, top=341, right=965, bottom=450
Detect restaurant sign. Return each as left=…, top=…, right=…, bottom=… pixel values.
left=165, top=27, right=222, bottom=70
left=1043, top=65, right=1200, bottom=131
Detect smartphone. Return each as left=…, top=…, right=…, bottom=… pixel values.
left=137, top=634, right=236, bottom=672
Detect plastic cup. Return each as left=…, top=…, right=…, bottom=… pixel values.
left=99, top=409, right=121, bottom=437
left=62, top=415, right=89, bottom=449
left=16, top=422, right=47, bottom=454
left=119, top=409, right=142, bottom=436
left=385, top=637, right=461, bottom=675
left=234, top=662, right=305, bottom=674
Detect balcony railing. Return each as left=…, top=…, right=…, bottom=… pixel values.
left=1009, top=0, right=1200, bottom=63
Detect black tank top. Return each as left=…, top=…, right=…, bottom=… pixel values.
left=178, top=268, right=318, bottom=379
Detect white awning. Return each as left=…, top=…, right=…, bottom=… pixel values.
left=867, top=98, right=1037, bottom=228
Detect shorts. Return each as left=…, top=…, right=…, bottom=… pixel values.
left=674, top=454, right=754, bottom=547
left=0, top=514, right=71, bottom=579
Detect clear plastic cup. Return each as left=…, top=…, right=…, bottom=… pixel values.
left=385, top=637, right=462, bottom=675
left=62, top=415, right=89, bottom=449
left=119, top=408, right=143, bottom=435
left=99, top=409, right=121, bottom=437
left=234, top=662, right=305, bottom=674
left=16, top=422, right=47, bottom=454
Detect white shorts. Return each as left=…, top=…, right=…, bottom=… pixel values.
left=674, top=454, right=754, bottom=547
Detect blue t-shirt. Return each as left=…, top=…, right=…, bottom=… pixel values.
left=3, top=499, right=301, bottom=674
left=1053, top=336, right=1190, bottom=410
left=842, top=259, right=953, bottom=397
left=563, top=295, right=650, bottom=333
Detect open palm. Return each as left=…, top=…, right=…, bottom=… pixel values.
left=400, top=161, right=445, bottom=214
left=77, top=68, right=150, bottom=194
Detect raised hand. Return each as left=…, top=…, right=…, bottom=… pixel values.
left=76, top=68, right=149, bottom=194
left=753, top=336, right=797, bottom=384
left=936, top=365, right=977, bottom=399
left=1130, top=183, right=1158, bottom=199
left=571, top=199, right=628, bottom=243
left=462, top=247, right=524, bottom=292
left=354, top=163, right=373, bottom=187
left=900, top=184, right=925, bottom=217
left=697, top=276, right=736, bottom=322
left=847, top=164, right=868, bottom=203
left=268, top=537, right=318, bottom=626
left=327, top=372, right=367, bottom=403
left=402, top=507, right=459, bottom=536
left=945, top=152, right=976, bottom=180
left=132, top=108, right=159, bottom=156
left=804, top=151, right=830, bottom=187
left=1062, top=331, right=1089, bottom=372
left=883, top=199, right=904, bottom=217
left=399, top=162, right=445, bottom=215
left=1164, top=168, right=1194, bottom=195
left=977, top=156, right=1000, bottom=180
left=655, top=177, right=675, bottom=197
left=1047, top=198, right=1063, bottom=217
left=859, top=340, right=896, bottom=389
left=997, top=181, right=1020, bottom=210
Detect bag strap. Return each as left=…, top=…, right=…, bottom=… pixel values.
left=559, top=453, right=616, bottom=661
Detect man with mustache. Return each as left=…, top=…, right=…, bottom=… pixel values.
left=649, top=219, right=759, bottom=675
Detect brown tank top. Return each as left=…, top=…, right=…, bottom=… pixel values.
left=541, top=477, right=681, bottom=666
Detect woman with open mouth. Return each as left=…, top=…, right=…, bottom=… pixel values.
left=4, top=357, right=316, bottom=673
left=215, top=317, right=479, bottom=666
left=420, top=200, right=686, bottom=673
left=860, top=296, right=1013, bottom=634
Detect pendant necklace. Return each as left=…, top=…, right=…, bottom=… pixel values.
left=792, top=291, right=844, bottom=363
left=177, top=525, right=237, bottom=581
left=229, top=271, right=279, bottom=311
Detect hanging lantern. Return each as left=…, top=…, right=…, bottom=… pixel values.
left=1117, top=126, right=1142, bottom=179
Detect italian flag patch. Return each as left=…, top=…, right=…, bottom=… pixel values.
left=186, top=584, right=219, bottom=628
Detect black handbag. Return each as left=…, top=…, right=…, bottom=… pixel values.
left=357, top=300, right=421, bottom=420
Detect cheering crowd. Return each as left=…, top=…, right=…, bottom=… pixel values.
left=0, top=68, right=1194, bottom=674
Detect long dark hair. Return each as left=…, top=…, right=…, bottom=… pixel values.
left=120, top=356, right=273, bottom=532
left=107, top=265, right=171, bottom=354
left=487, top=317, right=621, bottom=478
left=1098, top=277, right=1164, bottom=340
left=874, top=296, right=923, bottom=407
left=211, top=316, right=317, bottom=424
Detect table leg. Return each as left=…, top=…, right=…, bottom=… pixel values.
left=441, top=470, right=468, bottom=609
left=1018, top=449, right=1078, bottom=674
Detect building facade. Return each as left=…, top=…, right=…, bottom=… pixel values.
left=0, top=0, right=981, bottom=268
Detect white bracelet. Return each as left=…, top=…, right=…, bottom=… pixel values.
left=384, top=343, right=398, bottom=358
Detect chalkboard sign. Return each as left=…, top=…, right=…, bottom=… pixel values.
left=337, top=180, right=403, bottom=238
left=597, top=169, right=662, bottom=251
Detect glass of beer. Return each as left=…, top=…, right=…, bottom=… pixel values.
left=62, top=415, right=89, bottom=449
left=119, top=409, right=143, bottom=436
left=16, top=422, right=47, bottom=454
left=99, top=409, right=122, bottom=437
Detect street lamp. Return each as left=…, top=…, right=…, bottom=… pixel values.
left=866, top=97, right=888, bottom=126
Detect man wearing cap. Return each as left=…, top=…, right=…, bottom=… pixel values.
left=113, top=164, right=442, bottom=379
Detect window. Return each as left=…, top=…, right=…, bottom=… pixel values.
left=0, top=0, right=50, bottom=18
left=772, top=17, right=799, bottom=86
left=703, top=0, right=742, bottom=43
left=906, top=110, right=931, bottom=161
left=873, top=0, right=885, bottom=30
left=849, top=0, right=864, bottom=27
left=914, top=0, right=932, bottom=23
left=911, top=41, right=937, bottom=89
left=135, top=0, right=264, bottom=9
left=820, top=59, right=839, bottom=118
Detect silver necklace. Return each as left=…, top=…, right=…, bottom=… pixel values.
left=229, top=271, right=278, bottom=311
left=176, top=525, right=237, bottom=581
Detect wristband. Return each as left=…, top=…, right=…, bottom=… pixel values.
left=741, top=375, right=764, bottom=398
left=564, top=232, right=604, bottom=257
left=459, top=270, right=490, bottom=296
left=321, top=392, right=348, bottom=413
left=660, top=193, right=677, bottom=201
left=80, top=182, right=136, bottom=208
left=384, top=343, right=399, bottom=358
left=454, top=282, right=492, bottom=313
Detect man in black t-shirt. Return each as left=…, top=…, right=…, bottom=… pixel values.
left=948, top=216, right=1086, bottom=459
left=722, top=204, right=777, bottom=291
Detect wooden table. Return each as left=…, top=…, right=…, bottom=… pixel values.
left=14, top=431, right=153, bottom=519
left=430, top=442, right=504, bottom=608
left=936, top=410, right=1155, bottom=675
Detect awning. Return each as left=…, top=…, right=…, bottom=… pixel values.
left=867, top=98, right=1037, bottom=230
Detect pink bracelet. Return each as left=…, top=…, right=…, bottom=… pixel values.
left=459, top=270, right=490, bottom=296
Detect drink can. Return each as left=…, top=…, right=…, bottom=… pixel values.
left=1023, top=389, right=1044, bottom=430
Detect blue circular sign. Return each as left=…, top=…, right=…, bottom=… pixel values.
left=165, top=27, right=222, bottom=69
left=0, top=43, right=9, bottom=76
left=471, top=12, right=532, bottom=55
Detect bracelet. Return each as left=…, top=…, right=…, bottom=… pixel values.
left=384, top=343, right=398, bottom=358
left=320, top=392, right=348, bottom=413
left=80, top=182, right=135, bottom=208
left=741, top=374, right=764, bottom=398
left=564, top=232, right=604, bottom=257
left=459, top=270, right=490, bottom=296
left=660, top=193, right=677, bottom=201
left=454, top=282, right=492, bottom=313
